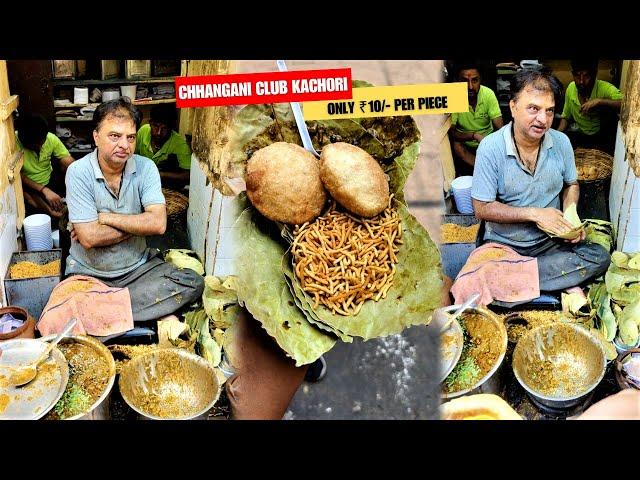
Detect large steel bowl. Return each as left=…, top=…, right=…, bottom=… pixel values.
left=41, top=334, right=116, bottom=420
left=442, top=306, right=508, bottom=399
left=513, top=323, right=606, bottom=410
left=119, top=348, right=221, bottom=420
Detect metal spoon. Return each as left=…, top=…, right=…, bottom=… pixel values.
left=9, top=318, right=76, bottom=387
left=276, top=60, right=320, bottom=158
left=432, top=292, right=480, bottom=333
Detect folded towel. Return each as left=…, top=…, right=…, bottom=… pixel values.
left=37, top=275, right=134, bottom=337
left=451, top=242, right=540, bottom=306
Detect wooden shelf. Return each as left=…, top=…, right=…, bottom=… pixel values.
left=56, top=117, right=93, bottom=122
left=133, top=98, right=176, bottom=105
left=54, top=102, right=100, bottom=108
left=53, top=77, right=176, bottom=86
left=54, top=98, right=175, bottom=108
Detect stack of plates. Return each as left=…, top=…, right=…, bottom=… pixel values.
left=23, top=214, right=53, bottom=251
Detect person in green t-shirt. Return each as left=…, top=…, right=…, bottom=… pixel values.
left=558, top=59, right=622, bottom=153
left=135, top=104, right=192, bottom=190
left=449, top=64, right=504, bottom=177
left=16, top=113, right=74, bottom=219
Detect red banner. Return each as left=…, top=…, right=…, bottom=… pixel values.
left=175, top=68, right=352, bottom=108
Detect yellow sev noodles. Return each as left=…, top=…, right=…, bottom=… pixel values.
left=9, top=260, right=60, bottom=279
left=292, top=197, right=402, bottom=316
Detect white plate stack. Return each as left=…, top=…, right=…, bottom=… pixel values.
left=23, top=214, right=53, bottom=251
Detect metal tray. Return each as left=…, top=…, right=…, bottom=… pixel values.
left=0, top=339, right=69, bottom=419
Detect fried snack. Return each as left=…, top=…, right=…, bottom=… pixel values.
left=9, top=260, right=60, bottom=279
left=246, top=142, right=327, bottom=225
left=319, top=142, right=389, bottom=218
left=292, top=197, right=402, bottom=316
left=441, top=223, right=480, bottom=243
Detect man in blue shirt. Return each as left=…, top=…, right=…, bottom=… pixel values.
left=471, top=69, right=610, bottom=292
left=65, top=98, right=204, bottom=326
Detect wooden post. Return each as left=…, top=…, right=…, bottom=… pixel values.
left=621, top=60, right=640, bottom=178
left=0, top=61, right=25, bottom=228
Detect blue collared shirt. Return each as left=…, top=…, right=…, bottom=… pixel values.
left=65, top=149, right=165, bottom=278
left=471, top=123, right=578, bottom=248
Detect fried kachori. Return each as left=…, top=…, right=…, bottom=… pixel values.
left=246, top=142, right=327, bottom=225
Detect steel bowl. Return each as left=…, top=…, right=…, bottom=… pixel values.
left=513, top=323, right=606, bottom=410
left=119, top=348, right=221, bottom=420
left=41, top=334, right=116, bottom=420
left=432, top=305, right=464, bottom=383
left=442, top=306, right=508, bottom=399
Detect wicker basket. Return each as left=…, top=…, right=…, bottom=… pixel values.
left=162, top=188, right=189, bottom=217
left=574, top=148, right=613, bottom=181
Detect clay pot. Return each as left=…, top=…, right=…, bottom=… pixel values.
left=0, top=306, right=36, bottom=341
left=615, top=348, right=640, bottom=391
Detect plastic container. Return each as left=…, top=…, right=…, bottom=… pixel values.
left=102, top=90, right=120, bottom=102
left=450, top=176, right=474, bottom=214
left=73, top=87, right=89, bottom=105
left=23, top=214, right=53, bottom=251
left=120, top=85, right=137, bottom=101
left=51, top=229, right=60, bottom=248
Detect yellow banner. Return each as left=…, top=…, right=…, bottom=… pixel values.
left=302, top=82, right=468, bottom=120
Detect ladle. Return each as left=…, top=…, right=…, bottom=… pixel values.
left=9, top=318, right=76, bottom=387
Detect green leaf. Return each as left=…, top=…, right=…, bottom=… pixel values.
left=287, top=201, right=442, bottom=340
left=164, top=249, right=205, bottom=275
left=620, top=298, right=640, bottom=328
left=539, top=203, right=587, bottom=240
left=384, top=142, right=420, bottom=203
left=561, top=292, right=590, bottom=316
left=611, top=251, right=629, bottom=268
left=619, top=318, right=640, bottom=347
left=202, top=275, right=240, bottom=329
left=281, top=253, right=353, bottom=343
left=564, top=203, right=582, bottom=228
left=198, top=325, right=222, bottom=368
left=605, top=264, right=640, bottom=306
left=597, top=292, right=618, bottom=341
left=629, top=253, right=640, bottom=270
left=184, top=309, right=207, bottom=334
left=233, top=199, right=337, bottom=366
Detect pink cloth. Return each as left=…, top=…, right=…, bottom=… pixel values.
left=451, top=242, right=540, bottom=306
left=37, top=275, right=134, bottom=337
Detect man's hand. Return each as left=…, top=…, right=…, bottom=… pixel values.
left=42, top=187, right=64, bottom=212
left=69, top=224, right=78, bottom=242
left=576, top=389, right=640, bottom=420
left=472, top=132, right=485, bottom=143
left=580, top=98, right=601, bottom=114
left=567, top=227, right=587, bottom=244
left=532, top=207, right=576, bottom=236
left=566, top=228, right=586, bottom=243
